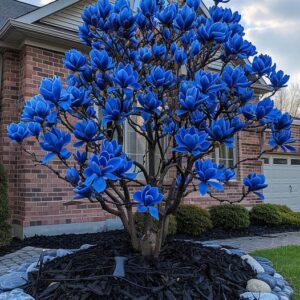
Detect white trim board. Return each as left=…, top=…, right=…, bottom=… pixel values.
left=12, top=218, right=123, bottom=238
left=16, top=0, right=80, bottom=24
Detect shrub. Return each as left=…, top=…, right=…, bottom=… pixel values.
left=250, top=204, right=282, bottom=226
left=134, top=213, right=177, bottom=236
left=209, top=204, right=250, bottom=230
left=280, top=212, right=300, bottom=228
left=175, top=205, right=212, bottom=236
left=0, top=164, right=10, bottom=244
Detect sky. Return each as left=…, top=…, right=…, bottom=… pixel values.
left=19, top=0, right=300, bottom=84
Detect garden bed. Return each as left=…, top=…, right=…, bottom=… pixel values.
left=22, top=232, right=255, bottom=300
left=1, top=225, right=300, bottom=258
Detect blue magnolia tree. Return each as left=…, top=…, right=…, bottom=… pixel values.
left=7, top=0, right=295, bottom=255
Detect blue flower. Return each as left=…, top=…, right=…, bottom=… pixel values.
left=177, top=83, right=204, bottom=115
left=252, top=54, right=274, bottom=76
left=243, top=173, right=268, bottom=200
left=90, top=49, right=114, bottom=71
left=157, top=3, right=178, bottom=25
left=222, top=66, right=249, bottom=89
left=147, top=66, right=174, bottom=88
left=190, top=40, right=201, bottom=57
left=162, top=118, right=178, bottom=135
left=21, top=96, right=51, bottom=123
left=174, top=48, right=187, bottom=65
left=269, top=129, right=296, bottom=153
left=140, top=0, right=157, bottom=17
left=256, top=98, right=273, bottom=118
left=273, top=113, right=292, bottom=131
left=195, top=159, right=224, bottom=195
left=220, top=168, right=236, bottom=182
left=74, top=120, right=101, bottom=148
left=186, top=0, right=200, bottom=11
left=39, top=77, right=71, bottom=110
left=139, top=47, right=152, bottom=63
left=173, top=127, right=210, bottom=156
left=39, top=128, right=71, bottom=163
left=112, top=63, right=140, bottom=90
left=137, top=92, right=162, bottom=120
left=83, top=152, right=121, bottom=193
left=241, top=103, right=257, bottom=120
left=133, top=185, right=164, bottom=220
left=82, top=4, right=101, bottom=27
left=74, top=184, right=94, bottom=199
left=210, top=6, right=240, bottom=24
left=152, top=43, right=166, bottom=60
left=114, top=156, right=137, bottom=179
left=102, top=139, right=122, bottom=157
left=269, top=70, right=290, bottom=89
left=69, top=86, right=91, bottom=107
left=28, top=122, right=42, bottom=136
left=7, top=123, right=31, bottom=142
left=101, top=98, right=131, bottom=125
left=64, top=49, right=87, bottom=72
left=223, top=34, right=256, bottom=59
left=206, top=118, right=235, bottom=147
left=190, top=110, right=206, bottom=128
left=74, top=151, right=87, bottom=165
left=173, top=5, right=196, bottom=31
left=66, top=167, right=80, bottom=185
left=194, top=70, right=225, bottom=95
left=231, top=116, right=245, bottom=132
left=197, top=19, right=229, bottom=43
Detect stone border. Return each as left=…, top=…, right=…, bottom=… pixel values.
left=0, top=242, right=294, bottom=300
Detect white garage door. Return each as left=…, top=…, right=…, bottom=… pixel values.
left=263, top=156, right=300, bottom=211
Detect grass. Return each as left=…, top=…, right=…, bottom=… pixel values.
left=251, top=246, right=300, bottom=300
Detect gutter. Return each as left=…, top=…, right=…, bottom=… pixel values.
left=0, top=19, right=85, bottom=50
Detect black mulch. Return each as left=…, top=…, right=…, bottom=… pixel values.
left=1, top=225, right=299, bottom=258
left=23, top=234, right=255, bottom=300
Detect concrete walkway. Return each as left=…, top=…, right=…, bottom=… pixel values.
left=208, top=231, right=300, bottom=252
left=0, top=247, right=46, bottom=276
left=1, top=232, right=300, bottom=277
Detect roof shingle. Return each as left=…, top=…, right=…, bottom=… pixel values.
left=0, top=0, right=37, bottom=29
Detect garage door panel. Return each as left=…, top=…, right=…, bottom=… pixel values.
left=263, top=156, right=300, bottom=211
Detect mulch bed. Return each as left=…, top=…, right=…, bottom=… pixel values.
left=1, top=225, right=299, bottom=257
left=23, top=233, right=255, bottom=300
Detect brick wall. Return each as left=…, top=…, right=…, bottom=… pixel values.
left=0, top=45, right=265, bottom=237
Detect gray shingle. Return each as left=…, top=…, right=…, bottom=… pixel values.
left=0, top=0, right=37, bottom=29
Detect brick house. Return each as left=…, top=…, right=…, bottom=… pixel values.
left=0, top=0, right=299, bottom=238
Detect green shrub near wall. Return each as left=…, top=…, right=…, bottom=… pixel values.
left=0, top=164, right=11, bottom=244
left=250, top=204, right=282, bottom=226
left=175, top=204, right=212, bottom=236
left=250, top=204, right=300, bottom=228
left=209, top=204, right=250, bottom=230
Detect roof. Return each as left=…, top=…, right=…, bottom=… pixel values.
left=0, top=0, right=37, bottom=29
left=0, top=0, right=270, bottom=92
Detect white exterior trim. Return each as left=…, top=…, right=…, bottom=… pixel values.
left=16, top=0, right=80, bottom=24
left=13, top=218, right=123, bottom=238
left=293, top=119, right=300, bottom=126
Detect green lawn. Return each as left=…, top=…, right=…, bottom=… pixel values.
left=251, top=246, right=300, bottom=300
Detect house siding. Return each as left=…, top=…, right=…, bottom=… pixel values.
left=38, top=0, right=95, bottom=32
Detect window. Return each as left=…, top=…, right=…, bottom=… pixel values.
left=212, top=144, right=236, bottom=168
left=273, top=158, right=288, bottom=165
left=263, top=158, right=269, bottom=164
left=291, top=159, right=300, bottom=165
left=124, top=118, right=147, bottom=170
left=124, top=118, right=168, bottom=177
